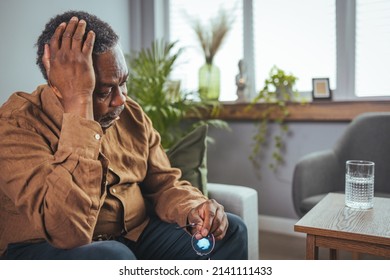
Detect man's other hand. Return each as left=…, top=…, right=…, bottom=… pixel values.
left=187, top=199, right=228, bottom=241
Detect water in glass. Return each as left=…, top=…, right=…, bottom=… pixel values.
left=345, top=174, right=374, bottom=209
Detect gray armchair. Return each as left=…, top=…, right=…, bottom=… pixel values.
left=292, top=112, right=390, bottom=218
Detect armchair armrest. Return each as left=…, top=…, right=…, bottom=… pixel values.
left=293, top=149, right=343, bottom=217
left=208, top=183, right=259, bottom=260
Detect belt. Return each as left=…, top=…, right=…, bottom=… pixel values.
left=93, top=228, right=127, bottom=241
left=92, top=234, right=115, bottom=241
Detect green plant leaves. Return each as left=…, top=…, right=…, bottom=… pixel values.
left=247, top=65, right=301, bottom=177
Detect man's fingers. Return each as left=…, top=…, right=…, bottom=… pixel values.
left=61, top=16, right=79, bottom=49
left=188, top=200, right=228, bottom=240
left=211, top=209, right=228, bottom=241
left=200, top=201, right=217, bottom=237
left=198, top=200, right=228, bottom=240
left=209, top=208, right=222, bottom=233
left=82, top=30, right=95, bottom=55
left=49, top=22, right=66, bottom=54
left=71, top=19, right=87, bottom=51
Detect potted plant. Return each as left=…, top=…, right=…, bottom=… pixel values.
left=190, top=8, right=234, bottom=101
left=247, top=66, right=303, bottom=175
left=127, top=39, right=227, bottom=149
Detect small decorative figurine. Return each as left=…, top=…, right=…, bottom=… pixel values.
left=235, top=59, right=249, bottom=102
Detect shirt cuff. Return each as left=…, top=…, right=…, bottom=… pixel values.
left=57, top=113, right=103, bottom=159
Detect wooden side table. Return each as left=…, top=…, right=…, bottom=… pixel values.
left=294, top=193, right=390, bottom=260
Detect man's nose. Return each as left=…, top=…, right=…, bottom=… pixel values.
left=110, top=86, right=126, bottom=107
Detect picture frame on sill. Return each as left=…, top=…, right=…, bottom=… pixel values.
left=312, top=78, right=331, bottom=100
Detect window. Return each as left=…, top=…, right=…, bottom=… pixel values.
left=355, top=0, right=390, bottom=97
left=166, top=0, right=390, bottom=101
left=169, top=0, right=243, bottom=101
left=254, top=0, right=336, bottom=93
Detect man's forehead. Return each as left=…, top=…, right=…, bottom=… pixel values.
left=93, top=46, right=128, bottom=74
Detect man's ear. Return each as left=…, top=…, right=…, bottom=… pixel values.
left=42, top=44, right=50, bottom=78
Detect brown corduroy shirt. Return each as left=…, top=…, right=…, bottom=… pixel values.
left=0, top=85, right=207, bottom=257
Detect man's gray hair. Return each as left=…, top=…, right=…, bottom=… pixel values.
left=36, top=10, right=119, bottom=80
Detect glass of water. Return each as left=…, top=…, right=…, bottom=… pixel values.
left=345, top=160, right=375, bottom=209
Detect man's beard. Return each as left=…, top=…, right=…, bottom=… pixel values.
left=99, top=105, right=124, bottom=128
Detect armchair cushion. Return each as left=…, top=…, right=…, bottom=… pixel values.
left=167, top=125, right=208, bottom=196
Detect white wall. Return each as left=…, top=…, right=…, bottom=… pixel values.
left=0, top=0, right=131, bottom=104
left=207, top=121, right=348, bottom=219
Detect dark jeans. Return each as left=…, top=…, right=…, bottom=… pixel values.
left=5, top=213, right=248, bottom=260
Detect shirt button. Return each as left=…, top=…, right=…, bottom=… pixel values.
left=94, top=134, right=101, bottom=140
left=112, top=188, right=117, bottom=194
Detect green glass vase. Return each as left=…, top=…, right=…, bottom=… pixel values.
left=198, top=63, right=220, bottom=100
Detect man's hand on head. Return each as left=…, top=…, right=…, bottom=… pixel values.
left=187, top=199, right=228, bottom=241
left=42, top=16, right=96, bottom=120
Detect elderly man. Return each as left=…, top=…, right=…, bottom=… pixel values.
left=0, top=11, right=247, bottom=260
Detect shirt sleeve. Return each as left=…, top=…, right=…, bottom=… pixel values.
left=0, top=113, right=105, bottom=249
left=140, top=115, right=208, bottom=228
